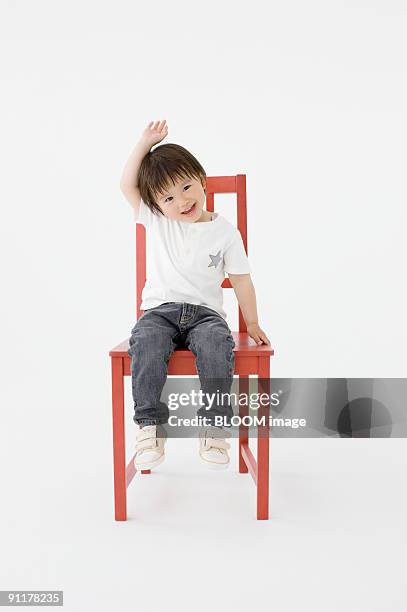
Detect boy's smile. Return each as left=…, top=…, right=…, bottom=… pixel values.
left=157, top=175, right=212, bottom=223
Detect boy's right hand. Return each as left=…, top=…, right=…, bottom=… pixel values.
left=141, top=119, right=169, bottom=148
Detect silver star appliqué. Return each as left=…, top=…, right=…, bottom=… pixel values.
left=208, top=250, right=222, bottom=269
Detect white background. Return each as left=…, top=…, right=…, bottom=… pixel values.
left=1, top=1, right=406, bottom=611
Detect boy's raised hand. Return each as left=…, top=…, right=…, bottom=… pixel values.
left=141, top=119, right=169, bottom=148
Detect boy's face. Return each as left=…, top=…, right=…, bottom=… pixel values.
left=156, top=175, right=207, bottom=223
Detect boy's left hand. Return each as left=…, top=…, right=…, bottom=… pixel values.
left=247, top=323, right=271, bottom=346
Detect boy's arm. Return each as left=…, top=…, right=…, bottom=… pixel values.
left=120, top=120, right=168, bottom=216
left=228, top=273, right=270, bottom=345
left=120, top=140, right=150, bottom=213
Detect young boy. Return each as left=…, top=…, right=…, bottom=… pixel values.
left=120, top=119, right=270, bottom=471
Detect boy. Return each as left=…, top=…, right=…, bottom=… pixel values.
left=120, top=119, right=270, bottom=471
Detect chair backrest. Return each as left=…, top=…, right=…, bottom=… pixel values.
left=135, top=174, right=248, bottom=332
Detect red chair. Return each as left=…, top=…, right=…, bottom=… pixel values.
left=109, top=174, right=275, bottom=520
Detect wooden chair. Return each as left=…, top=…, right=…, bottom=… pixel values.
left=109, top=174, right=275, bottom=520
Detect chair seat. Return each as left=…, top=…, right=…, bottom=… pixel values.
left=109, top=331, right=274, bottom=358
left=110, top=332, right=273, bottom=376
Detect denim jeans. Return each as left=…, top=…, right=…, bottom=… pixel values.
left=127, top=302, right=236, bottom=427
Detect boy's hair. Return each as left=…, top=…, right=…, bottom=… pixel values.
left=138, top=143, right=207, bottom=216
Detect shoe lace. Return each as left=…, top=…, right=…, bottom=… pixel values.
left=203, top=428, right=231, bottom=452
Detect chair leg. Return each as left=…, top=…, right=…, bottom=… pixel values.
left=111, top=357, right=127, bottom=521
left=238, top=375, right=249, bottom=473
left=257, top=358, right=270, bottom=520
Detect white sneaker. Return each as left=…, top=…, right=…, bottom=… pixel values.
left=199, top=426, right=231, bottom=470
left=134, top=425, right=166, bottom=470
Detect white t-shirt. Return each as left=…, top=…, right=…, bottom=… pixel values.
left=133, top=199, right=251, bottom=320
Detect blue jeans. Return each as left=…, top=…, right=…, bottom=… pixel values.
left=127, top=302, right=236, bottom=426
